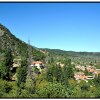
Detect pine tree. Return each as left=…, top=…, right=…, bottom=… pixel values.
left=62, top=66, right=69, bottom=87
left=46, top=65, right=54, bottom=82
left=4, top=48, right=13, bottom=80
left=67, top=59, right=71, bottom=66
left=93, top=75, right=100, bottom=87
left=55, top=64, right=62, bottom=82
left=66, top=65, right=74, bottom=79
left=17, top=57, right=28, bottom=96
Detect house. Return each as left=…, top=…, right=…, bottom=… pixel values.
left=60, top=63, right=64, bottom=67
left=74, top=72, right=87, bottom=80
left=56, top=62, right=64, bottom=67
left=93, top=69, right=100, bottom=76
left=86, top=66, right=96, bottom=72
left=96, top=69, right=100, bottom=74
left=75, top=65, right=85, bottom=71
left=31, top=61, right=44, bottom=72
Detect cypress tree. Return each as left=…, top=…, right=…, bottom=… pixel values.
left=17, top=57, right=28, bottom=96
left=62, top=66, right=69, bottom=87
left=4, top=48, right=13, bottom=80
left=55, top=64, right=62, bottom=83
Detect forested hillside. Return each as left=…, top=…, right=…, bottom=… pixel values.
left=41, top=48, right=100, bottom=64
left=0, top=24, right=100, bottom=98
left=0, top=24, right=45, bottom=61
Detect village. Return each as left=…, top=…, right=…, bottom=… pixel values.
left=74, top=65, right=100, bottom=82
left=11, top=58, right=100, bottom=83
left=56, top=61, right=100, bottom=82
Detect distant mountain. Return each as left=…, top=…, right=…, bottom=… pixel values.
left=40, top=48, right=100, bottom=56
left=40, top=48, right=100, bottom=64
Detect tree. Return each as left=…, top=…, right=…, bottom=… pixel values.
left=35, top=82, right=69, bottom=98
left=84, top=68, right=89, bottom=76
left=17, top=58, right=28, bottom=96
left=50, top=57, right=54, bottom=63
left=62, top=66, right=69, bottom=87
left=93, top=75, right=100, bottom=87
left=67, top=59, right=71, bottom=66
left=95, top=87, right=100, bottom=98
left=46, top=65, right=54, bottom=82
left=0, top=61, right=5, bottom=79
left=55, top=64, right=63, bottom=83
left=4, top=48, right=13, bottom=80
left=66, top=66, right=74, bottom=79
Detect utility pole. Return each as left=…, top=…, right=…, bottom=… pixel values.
left=25, top=39, right=35, bottom=92
left=27, top=39, right=33, bottom=76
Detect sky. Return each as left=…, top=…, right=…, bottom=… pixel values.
left=0, top=3, right=100, bottom=52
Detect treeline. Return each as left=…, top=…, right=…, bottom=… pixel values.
left=0, top=54, right=100, bottom=98
left=41, top=48, right=100, bottom=64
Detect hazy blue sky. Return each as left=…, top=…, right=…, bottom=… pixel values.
left=0, top=3, right=100, bottom=52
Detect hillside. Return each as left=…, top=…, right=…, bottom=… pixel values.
left=40, top=48, right=100, bottom=64
left=0, top=24, right=45, bottom=61
left=1, top=23, right=100, bottom=64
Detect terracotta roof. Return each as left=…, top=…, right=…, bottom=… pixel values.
left=74, top=73, right=87, bottom=80
left=32, top=61, right=43, bottom=64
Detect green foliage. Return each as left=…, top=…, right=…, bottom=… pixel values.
left=0, top=79, right=16, bottom=97
left=55, top=64, right=63, bottom=82
left=46, top=65, right=54, bottom=82
left=0, top=61, right=5, bottom=79
left=84, top=68, right=90, bottom=76
left=32, top=49, right=46, bottom=61
left=93, top=75, right=100, bottom=87
left=43, top=48, right=100, bottom=64
left=17, top=58, right=28, bottom=95
left=66, top=59, right=71, bottom=66
left=62, top=66, right=69, bottom=87
left=95, top=63, right=100, bottom=69
left=4, top=48, right=13, bottom=80
left=17, top=58, right=27, bottom=86
left=35, top=82, right=69, bottom=98
left=64, top=65, right=74, bottom=79
left=32, top=66, right=40, bottom=74
left=25, top=76, right=36, bottom=95
left=95, top=87, right=100, bottom=98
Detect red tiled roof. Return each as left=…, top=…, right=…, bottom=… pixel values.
left=32, top=61, right=43, bottom=64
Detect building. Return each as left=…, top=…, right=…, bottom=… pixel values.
left=86, top=66, right=96, bottom=72
left=74, top=72, right=87, bottom=80
left=31, top=61, right=44, bottom=72
left=56, top=62, right=64, bottom=67
left=93, top=69, right=100, bottom=76
left=75, top=65, right=85, bottom=71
